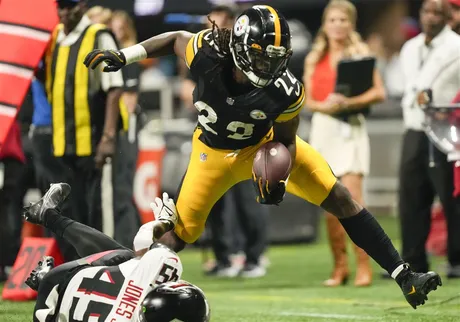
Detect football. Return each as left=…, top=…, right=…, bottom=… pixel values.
left=252, top=141, right=292, bottom=191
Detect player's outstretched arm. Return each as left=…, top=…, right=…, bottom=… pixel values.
left=84, top=31, right=193, bottom=72
left=140, top=31, right=193, bottom=60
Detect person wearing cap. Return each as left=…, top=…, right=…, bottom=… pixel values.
left=45, top=0, right=123, bottom=260
left=398, top=0, right=460, bottom=277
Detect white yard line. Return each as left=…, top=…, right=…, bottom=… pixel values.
left=278, top=312, right=380, bottom=320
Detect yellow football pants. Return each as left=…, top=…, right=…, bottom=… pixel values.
left=174, top=128, right=337, bottom=243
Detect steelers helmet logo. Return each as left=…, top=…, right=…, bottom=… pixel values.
left=234, top=15, right=249, bottom=37
left=250, top=109, right=267, bottom=120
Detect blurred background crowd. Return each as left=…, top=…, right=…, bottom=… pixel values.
left=1, top=0, right=460, bottom=290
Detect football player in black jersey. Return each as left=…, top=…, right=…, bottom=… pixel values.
left=85, top=5, right=441, bottom=309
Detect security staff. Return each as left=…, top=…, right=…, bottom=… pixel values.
left=45, top=0, right=123, bottom=259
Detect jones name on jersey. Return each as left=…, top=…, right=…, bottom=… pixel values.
left=35, top=246, right=182, bottom=322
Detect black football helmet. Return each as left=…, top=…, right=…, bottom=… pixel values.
left=138, top=280, right=210, bottom=322
left=230, top=5, right=292, bottom=87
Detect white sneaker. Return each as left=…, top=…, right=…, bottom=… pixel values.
left=260, top=255, right=271, bottom=268
left=230, top=252, right=245, bottom=271
left=204, top=264, right=240, bottom=278
left=240, top=264, right=266, bottom=278
left=216, top=265, right=240, bottom=278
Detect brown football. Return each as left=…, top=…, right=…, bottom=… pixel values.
left=252, top=141, right=292, bottom=191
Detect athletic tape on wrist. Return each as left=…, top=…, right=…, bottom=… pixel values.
left=121, top=44, right=147, bottom=65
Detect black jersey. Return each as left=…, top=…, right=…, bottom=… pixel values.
left=185, top=29, right=305, bottom=150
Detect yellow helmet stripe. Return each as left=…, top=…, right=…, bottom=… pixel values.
left=266, top=5, right=281, bottom=47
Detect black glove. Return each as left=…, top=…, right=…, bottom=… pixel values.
left=83, top=49, right=126, bottom=72
left=252, top=173, right=286, bottom=205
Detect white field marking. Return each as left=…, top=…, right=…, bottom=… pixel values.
left=278, top=312, right=380, bottom=320
left=208, top=293, right=406, bottom=307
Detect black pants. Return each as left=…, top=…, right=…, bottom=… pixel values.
left=6, top=131, right=37, bottom=261
left=31, top=126, right=67, bottom=195
left=54, top=155, right=103, bottom=261
left=399, top=130, right=460, bottom=271
left=31, top=127, right=72, bottom=242
left=112, top=131, right=141, bottom=248
left=0, top=158, right=24, bottom=269
left=33, top=214, right=134, bottom=322
left=208, top=180, right=268, bottom=266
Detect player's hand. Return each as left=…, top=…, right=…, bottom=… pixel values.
left=252, top=175, right=287, bottom=205
left=150, top=192, right=177, bottom=224
left=150, top=192, right=178, bottom=240
left=94, top=135, right=115, bottom=169
left=83, top=49, right=126, bottom=72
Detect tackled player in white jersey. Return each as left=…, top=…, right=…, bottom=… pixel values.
left=23, top=183, right=210, bottom=322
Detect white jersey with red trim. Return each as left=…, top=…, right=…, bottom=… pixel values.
left=56, top=247, right=182, bottom=322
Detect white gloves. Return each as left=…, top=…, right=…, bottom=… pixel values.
left=150, top=192, right=178, bottom=227
left=133, top=193, right=178, bottom=249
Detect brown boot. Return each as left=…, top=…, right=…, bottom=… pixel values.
left=324, top=213, right=349, bottom=286
left=354, top=244, right=372, bottom=287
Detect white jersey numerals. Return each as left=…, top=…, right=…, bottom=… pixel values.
left=227, top=121, right=254, bottom=140
left=195, top=101, right=255, bottom=140
left=274, top=70, right=300, bottom=97
left=195, top=101, right=218, bottom=135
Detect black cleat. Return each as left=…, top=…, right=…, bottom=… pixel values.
left=396, top=264, right=442, bottom=309
left=25, top=256, right=55, bottom=291
left=23, top=183, right=71, bottom=225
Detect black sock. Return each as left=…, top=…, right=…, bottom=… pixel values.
left=339, top=208, right=404, bottom=275
left=44, top=208, right=74, bottom=238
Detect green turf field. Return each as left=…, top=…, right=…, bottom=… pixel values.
left=1, top=216, right=459, bottom=321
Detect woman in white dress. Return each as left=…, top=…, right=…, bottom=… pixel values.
left=303, top=0, right=386, bottom=286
